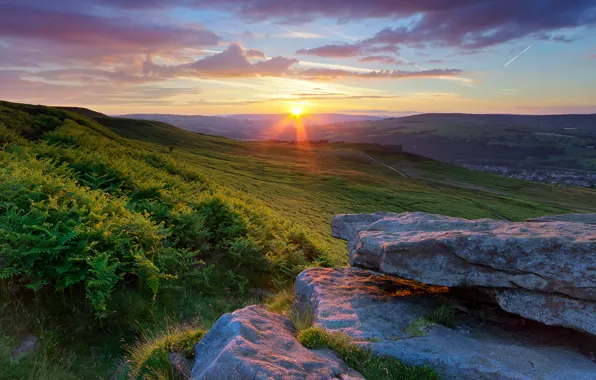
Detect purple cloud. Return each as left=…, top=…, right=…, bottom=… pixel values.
left=358, top=55, right=401, bottom=64
left=297, top=68, right=463, bottom=80
left=144, top=43, right=298, bottom=78
left=359, top=1, right=596, bottom=49
left=0, top=5, right=220, bottom=60
left=246, top=48, right=266, bottom=59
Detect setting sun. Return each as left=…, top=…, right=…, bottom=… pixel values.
left=291, top=106, right=303, bottom=117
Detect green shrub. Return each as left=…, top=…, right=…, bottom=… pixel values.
left=0, top=102, right=325, bottom=317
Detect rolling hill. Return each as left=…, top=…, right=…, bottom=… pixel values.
left=118, top=113, right=382, bottom=141
left=297, top=113, right=596, bottom=173
left=116, top=112, right=596, bottom=179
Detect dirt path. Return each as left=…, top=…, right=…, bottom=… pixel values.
left=358, top=151, right=408, bottom=177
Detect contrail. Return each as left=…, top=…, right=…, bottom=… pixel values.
left=395, top=55, right=426, bottom=71
left=273, top=23, right=308, bottom=39
left=324, top=28, right=358, bottom=41
left=504, top=45, right=532, bottom=67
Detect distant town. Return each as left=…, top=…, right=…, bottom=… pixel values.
left=461, top=165, right=596, bottom=188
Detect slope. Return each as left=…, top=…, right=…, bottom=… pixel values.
left=88, top=112, right=596, bottom=261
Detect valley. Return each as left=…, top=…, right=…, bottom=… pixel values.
left=124, top=112, right=596, bottom=187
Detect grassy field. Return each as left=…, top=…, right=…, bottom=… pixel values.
left=2, top=101, right=596, bottom=379
left=97, top=115, right=596, bottom=260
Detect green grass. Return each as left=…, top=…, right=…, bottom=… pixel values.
left=266, top=288, right=295, bottom=315
left=298, top=327, right=439, bottom=380
left=125, top=327, right=206, bottom=379
left=290, top=302, right=315, bottom=332
left=91, top=116, right=596, bottom=263
left=405, top=306, right=457, bottom=337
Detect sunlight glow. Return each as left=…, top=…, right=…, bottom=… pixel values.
left=291, top=106, right=303, bottom=117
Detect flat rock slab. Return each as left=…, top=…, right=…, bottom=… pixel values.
left=332, top=212, right=596, bottom=334
left=191, top=305, right=363, bottom=380
left=295, top=268, right=596, bottom=380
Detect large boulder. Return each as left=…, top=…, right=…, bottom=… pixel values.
left=295, top=268, right=596, bottom=380
left=191, top=305, right=363, bottom=380
left=332, top=212, right=596, bottom=334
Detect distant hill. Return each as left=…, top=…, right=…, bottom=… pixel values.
left=118, top=113, right=382, bottom=140
left=298, top=113, right=596, bottom=174
left=45, top=105, right=596, bottom=177
left=225, top=113, right=382, bottom=123
left=54, top=106, right=108, bottom=118
left=118, top=113, right=263, bottom=140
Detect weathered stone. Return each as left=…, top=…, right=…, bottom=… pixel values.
left=170, top=352, right=192, bottom=379
left=11, top=333, right=39, bottom=359
left=332, top=212, right=596, bottom=301
left=295, top=268, right=596, bottom=380
left=493, top=289, right=596, bottom=336
left=527, top=214, right=596, bottom=224
left=191, top=305, right=363, bottom=380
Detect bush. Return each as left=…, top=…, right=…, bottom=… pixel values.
left=0, top=153, right=166, bottom=314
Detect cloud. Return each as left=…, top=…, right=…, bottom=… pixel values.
left=359, top=1, right=596, bottom=50
left=188, top=94, right=402, bottom=106
left=297, top=68, right=463, bottom=80
left=7, top=1, right=595, bottom=50
left=142, top=43, right=464, bottom=81
left=358, top=56, right=401, bottom=65
left=0, top=69, right=199, bottom=106
left=0, top=4, right=220, bottom=62
left=297, top=44, right=363, bottom=58
left=33, top=68, right=162, bottom=85
left=246, top=48, right=266, bottom=59
left=144, top=43, right=298, bottom=78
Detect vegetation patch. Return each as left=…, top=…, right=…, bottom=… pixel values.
left=266, top=288, right=295, bottom=315
left=290, top=302, right=315, bottom=332
left=125, top=327, right=206, bottom=380
left=298, top=327, right=439, bottom=380
left=406, top=305, right=457, bottom=337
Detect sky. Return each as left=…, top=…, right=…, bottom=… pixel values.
left=0, top=0, right=595, bottom=116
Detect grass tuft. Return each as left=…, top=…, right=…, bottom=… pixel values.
left=298, top=327, right=439, bottom=380
left=290, top=302, right=314, bottom=332
left=406, top=305, right=457, bottom=337
left=126, top=326, right=206, bottom=379
left=266, top=288, right=294, bottom=315
left=426, top=305, right=456, bottom=329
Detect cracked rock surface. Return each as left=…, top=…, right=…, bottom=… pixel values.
left=295, top=268, right=596, bottom=380
left=332, top=212, right=596, bottom=334
left=191, top=305, right=363, bottom=380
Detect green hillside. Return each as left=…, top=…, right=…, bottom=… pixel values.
left=2, top=100, right=596, bottom=379
left=292, top=113, right=596, bottom=172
